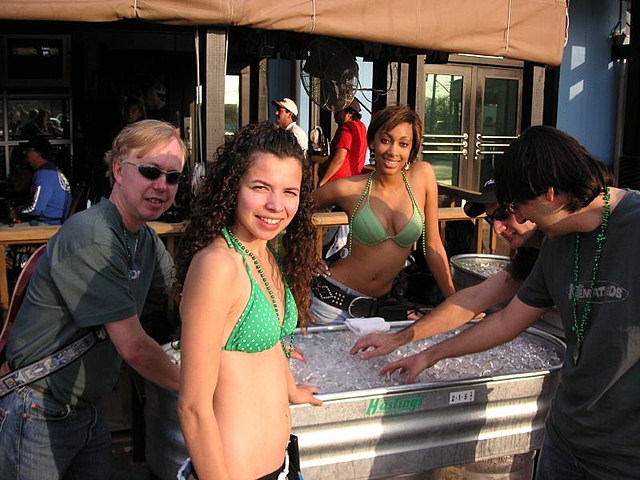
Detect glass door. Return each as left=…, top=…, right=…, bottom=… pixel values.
left=472, top=68, right=522, bottom=189
left=424, top=65, right=522, bottom=191
left=423, top=65, right=472, bottom=186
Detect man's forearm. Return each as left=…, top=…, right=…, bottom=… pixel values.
left=408, top=271, right=520, bottom=342
left=407, top=291, right=477, bottom=342
left=318, top=149, right=347, bottom=186
left=125, top=337, right=180, bottom=391
left=428, top=307, right=523, bottom=363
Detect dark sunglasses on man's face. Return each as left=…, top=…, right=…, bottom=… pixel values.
left=121, top=161, right=182, bottom=185
left=485, top=208, right=511, bottom=225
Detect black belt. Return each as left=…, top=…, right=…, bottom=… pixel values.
left=311, top=276, right=387, bottom=318
left=257, top=459, right=286, bottom=480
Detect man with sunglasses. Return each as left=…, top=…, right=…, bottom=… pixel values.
left=0, top=119, right=184, bottom=480
left=464, top=179, right=541, bottom=255
left=352, top=177, right=543, bottom=359
left=377, top=126, right=640, bottom=479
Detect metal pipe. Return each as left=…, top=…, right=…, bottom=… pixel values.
left=613, top=59, right=628, bottom=183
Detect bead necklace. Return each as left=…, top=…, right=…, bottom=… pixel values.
left=121, top=223, right=139, bottom=281
left=571, top=187, right=610, bottom=366
left=225, top=228, right=295, bottom=359
left=348, top=170, right=427, bottom=257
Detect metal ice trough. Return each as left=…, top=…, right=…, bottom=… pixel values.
left=450, top=253, right=511, bottom=291
left=144, top=323, right=564, bottom=480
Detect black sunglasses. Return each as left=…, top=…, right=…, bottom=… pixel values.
left=121, top=161, right=182, bottom=185
left=485, top=208, right=511, bottom=224
left=504, top=201, right=519, bottom=215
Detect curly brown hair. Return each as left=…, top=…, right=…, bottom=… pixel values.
left=176, top=122, right=317, bottom=325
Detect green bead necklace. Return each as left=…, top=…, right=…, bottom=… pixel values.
left=225, top=228, right=295, bottom=359
left=347, top=170, right=427, bottom=257
left=121, top=223, right=139, bottom=280
left=571, top=187, right=610, bottom=366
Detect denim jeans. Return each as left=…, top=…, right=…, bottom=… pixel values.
left=535, top=433, right=601, bottom=480
left=0, top=386, right=111, bottom=480
left=309, top=276, right=366, bottom=325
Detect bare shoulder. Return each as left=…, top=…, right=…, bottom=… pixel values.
left=408, top=160, right=436, bottom=180
left=407, top=161, right=438, bottom=193
left=336, top=173, right=370, bottom=193
left=180, top=237, right=247, bottom=324
left=185, top=237, right=243, bottom=284
left=314, top=173, right=369, bottom=208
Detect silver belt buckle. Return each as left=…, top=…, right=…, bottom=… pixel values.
left=348, top=296, right=374, bottom=317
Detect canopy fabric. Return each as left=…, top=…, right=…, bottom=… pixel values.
left=0, top=0, right=568, bottom=65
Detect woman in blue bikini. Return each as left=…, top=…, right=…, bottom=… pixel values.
left=176, top=122, right=322, bottom=480
left=311, top=105, right=455, bottom=324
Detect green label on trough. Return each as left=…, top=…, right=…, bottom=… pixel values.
left=364, top=395, right=425, bottom=416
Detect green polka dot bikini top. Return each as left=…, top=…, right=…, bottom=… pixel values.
left=221, top=229, right=298, bottom=353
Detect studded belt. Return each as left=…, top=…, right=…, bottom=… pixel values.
left=311, top=276, right=387, bottom=318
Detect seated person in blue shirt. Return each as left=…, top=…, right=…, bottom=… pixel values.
left=10, top=137, right=71, bottom=225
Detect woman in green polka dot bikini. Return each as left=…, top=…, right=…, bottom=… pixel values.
left=176, top=122, right=322, bottom=480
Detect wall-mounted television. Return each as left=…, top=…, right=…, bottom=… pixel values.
left=1, top=35, right=71, bottom=88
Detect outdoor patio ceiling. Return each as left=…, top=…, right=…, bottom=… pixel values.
left=1, top=0, right=568, bottom=65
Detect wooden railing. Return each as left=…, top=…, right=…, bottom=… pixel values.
left=0, top=222, right=186, bottom=316
left=0, top=208, right=488, bottom=317
left=438, top=182, right=496, bottom=253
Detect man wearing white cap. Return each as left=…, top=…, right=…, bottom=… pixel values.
left=272, top=97, right=308, bottom=153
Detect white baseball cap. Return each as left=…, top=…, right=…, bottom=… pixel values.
left=271, top=97, right=299, bottom=116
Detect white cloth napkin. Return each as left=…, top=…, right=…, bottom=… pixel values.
left=344, top=317, right=390, bottom=337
